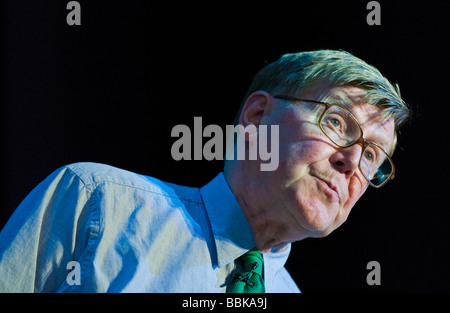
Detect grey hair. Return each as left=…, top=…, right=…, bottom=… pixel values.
left=236, top=50, right=412, bottom=130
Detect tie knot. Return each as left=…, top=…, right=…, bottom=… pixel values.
left=238, top=248, right=264, bottom=276
left=227, top=248, right=265, bottom=293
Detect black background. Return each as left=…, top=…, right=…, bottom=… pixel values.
left=1, top=0, right=449, bottom=292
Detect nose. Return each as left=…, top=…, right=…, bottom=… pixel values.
left=329, top=144, right=362, bottom=178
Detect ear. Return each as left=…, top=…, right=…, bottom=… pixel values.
left=238, top=91, right=274, bottom=128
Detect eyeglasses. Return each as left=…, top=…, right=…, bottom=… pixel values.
left=273, top=95, right=395, bottom=188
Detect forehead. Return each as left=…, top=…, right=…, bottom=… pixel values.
left=305, top=86, right=396, bottom=151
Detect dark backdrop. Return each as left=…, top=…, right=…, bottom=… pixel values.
left=1, top=0, right=449, bottom=292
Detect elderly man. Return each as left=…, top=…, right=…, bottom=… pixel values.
left=0, top=50, right=411, bottom=292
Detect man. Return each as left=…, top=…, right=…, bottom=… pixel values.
left=0, top=50, right=411, bottom=292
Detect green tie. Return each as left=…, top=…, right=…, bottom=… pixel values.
left=227, top=248, right=265, bottom=293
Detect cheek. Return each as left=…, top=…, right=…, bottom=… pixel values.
left=276, top=114, right=326, bottom=163
left=278, top=139, right=332, bottom=183
left=344, top=175, right=368, bottom=211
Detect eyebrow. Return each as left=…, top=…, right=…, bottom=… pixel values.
left=324, top=94, right=354, bottom=108
left=354, top=109, right=394, bottom=154
left=365, top=122, right=393, bottom=152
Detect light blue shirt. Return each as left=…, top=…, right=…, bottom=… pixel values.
left=0, top=162, right=300, bottom=293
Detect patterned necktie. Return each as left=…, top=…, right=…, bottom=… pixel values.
left=227, top=248, right=265, bottom=293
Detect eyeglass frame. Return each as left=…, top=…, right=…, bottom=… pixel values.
left=272, top=94, right=396, bottom=188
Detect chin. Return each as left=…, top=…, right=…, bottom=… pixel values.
left=296, top=195, right=339, bottom=238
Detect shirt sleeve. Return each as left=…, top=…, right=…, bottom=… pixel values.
left=0, top=165, right=97, bottom=292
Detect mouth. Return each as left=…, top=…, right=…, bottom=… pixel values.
left=312, top=175, right=340, bottom=202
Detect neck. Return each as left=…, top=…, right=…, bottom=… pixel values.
left=224, top=161, right=309, bottom=252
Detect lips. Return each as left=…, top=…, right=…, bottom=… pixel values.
left=312, top=175, right=340, bottom=201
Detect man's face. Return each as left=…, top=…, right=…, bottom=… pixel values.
left=259, top=86, right=396, bottom=239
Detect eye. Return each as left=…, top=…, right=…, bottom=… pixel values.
left=363, top=147, right=379, bottom=165
left=326, top=115, right=345, bottom=133
left=330, top=119, right=341, bottom=128
left=364, top=150, right=374, bottom=162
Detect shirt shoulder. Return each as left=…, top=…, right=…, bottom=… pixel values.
left=63, top=162, right=202, bottom=204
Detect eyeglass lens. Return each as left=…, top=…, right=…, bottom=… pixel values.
left=319, top=105, right=393, bottom=186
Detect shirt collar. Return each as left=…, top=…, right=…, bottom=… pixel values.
left=200, top=172, right=256, bottom=267
left=263, top=244, right=292, bottom=290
